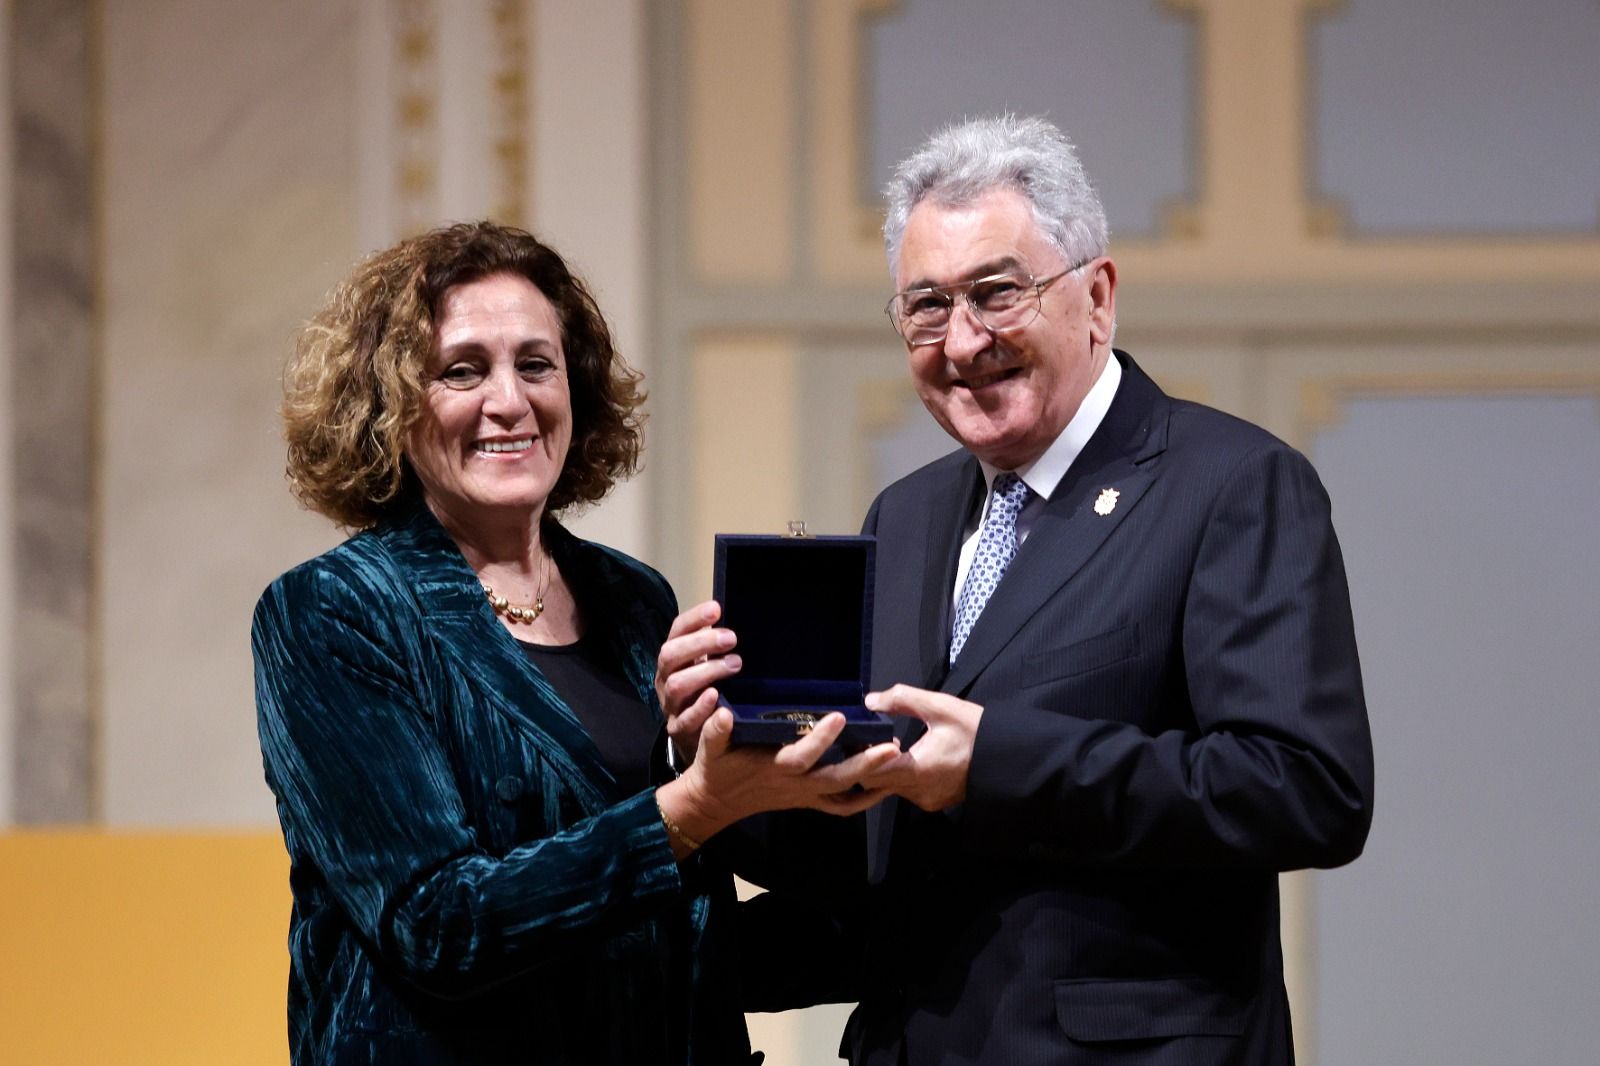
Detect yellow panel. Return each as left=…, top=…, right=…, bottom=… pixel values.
left=0, top=832, right=289, bottom=1065
left=810, top=0, right=893, bottom=284
left=687, top=0, right=795, bottom=282
left=688, top=335, right=800, bottom=597
left=1197, top=0, right=1309, bottom=251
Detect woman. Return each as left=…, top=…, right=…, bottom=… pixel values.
left=253, top=221, right=891, bottom=1064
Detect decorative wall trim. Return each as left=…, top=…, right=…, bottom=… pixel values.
left=1304, top=0, right=1600, bottom=241
left=394, top=0, right=439, bottom=235
left=1298, top=371, right=1600, bottom=449
left=358, top=0, right=532, bottom=245
left=1148, top=0, right=1206, bottom=242
left=1299, top=0, right=1346, bottom=241
left=849, top=0, right=896, bottom=241
left=811, top=0, right=899, bottom=283
left=845, top=0, right=1205, bottom=258
left=487, top=0, right=528, bottom=226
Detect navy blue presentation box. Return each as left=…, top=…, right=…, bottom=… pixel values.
left=713, top=533, right=893, bottom=750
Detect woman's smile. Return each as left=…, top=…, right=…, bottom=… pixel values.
left=474, top=436, right=535, bottom=456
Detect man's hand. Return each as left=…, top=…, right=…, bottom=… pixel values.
left=859, top=684, right=983, bottom=811
left=655, top=708, right=899, bottom=859
left=654, top=600, right=742, bottom=765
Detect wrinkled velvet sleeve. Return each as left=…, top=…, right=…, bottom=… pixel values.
left=252, top=561, right=682, bottom=1001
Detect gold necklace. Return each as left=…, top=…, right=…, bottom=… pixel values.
left=481, top=551, right=549, bottom=625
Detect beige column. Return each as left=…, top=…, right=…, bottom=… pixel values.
left=1175, top=2, right=1325, bottom=1057
left=1192, top=0, right=1322, bottom=249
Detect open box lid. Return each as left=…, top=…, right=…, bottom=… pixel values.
left=712, top=533, right=875, bottom=707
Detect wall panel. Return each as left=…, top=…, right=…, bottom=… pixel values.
left=1311, top=0, right=1600, bottom=235
left=1312, top=392, right=1600, bottom=1064
left=0, top=831, right=288, bottom=1065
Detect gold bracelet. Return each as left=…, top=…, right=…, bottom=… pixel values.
left=657, top=797, right=703, bottom=852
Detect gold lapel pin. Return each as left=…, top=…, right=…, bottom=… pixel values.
left=1093, top=487, right=1121, bottom=516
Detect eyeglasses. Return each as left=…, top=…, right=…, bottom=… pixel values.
left=884, top=260, right=1091, bottom=345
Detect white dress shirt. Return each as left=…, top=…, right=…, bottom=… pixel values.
left=951, top=354, right=1123, bottom=608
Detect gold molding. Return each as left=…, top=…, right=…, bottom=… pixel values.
left=1297, top=371, right=1600, bottom=448
left=851, top=0, right=898, bottom=247
left=831, top=0, right=1206, bottom=264
left=1154, top=0, right=1205, bottom=243
left=1301, top=0, right=1348, bottom=244
left=1301, top=0, right=1600, bottom=244
left=1116, top=0, right=1600, bottom=285
left=805, top=0, right=1600, bottom=287
left=394, top=0, right=438, bottom=235
left=810, top=0, right=892, bottom=283
left=488, top=0, right=528, bottom=226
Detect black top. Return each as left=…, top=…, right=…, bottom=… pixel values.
left=518, top=633, right=657, bottom=796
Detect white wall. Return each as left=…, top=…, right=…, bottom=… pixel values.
left=97, top=0, right=355, bottom=826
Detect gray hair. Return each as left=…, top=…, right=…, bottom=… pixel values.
left=883, top=114, right=1109, bottom=279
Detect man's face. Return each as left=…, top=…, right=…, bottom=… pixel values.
left=894, top=187, right=1113, bottom=470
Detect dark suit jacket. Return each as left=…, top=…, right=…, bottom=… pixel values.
left=253, top=505, right=754, bottom=1065
left=739, top=353, right=1373, bottom=1065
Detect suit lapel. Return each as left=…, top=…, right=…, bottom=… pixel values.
left=940, top=462, right=1154, bottom=696
left=940, top=353, right=1171, bottom=696
left=869, top=354, right=1170, bottom=883
left=913, top=457, right=982, bottom=703
left=380, top=508, right=620, bottom=811
left=868, top=454, right=979, bottom=882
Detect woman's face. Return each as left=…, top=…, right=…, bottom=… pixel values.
left=407, top=272, right=572, bottom=530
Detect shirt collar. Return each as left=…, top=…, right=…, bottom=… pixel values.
left=978, top=353, right=1122, bottom=500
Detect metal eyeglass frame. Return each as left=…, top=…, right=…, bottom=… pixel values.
left=884, top=258, right=1093, bottom=344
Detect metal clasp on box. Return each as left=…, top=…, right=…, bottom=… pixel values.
left=761, top=709, right=820, bottom=736
left=786, top=519, right=809, bottom=538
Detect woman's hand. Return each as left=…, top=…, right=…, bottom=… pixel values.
left=654, top=600, right=742, bottom=765
left=655, top=708, right=897, bottom=858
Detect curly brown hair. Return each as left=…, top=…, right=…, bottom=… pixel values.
left=282, top=221, right=644, bottom=529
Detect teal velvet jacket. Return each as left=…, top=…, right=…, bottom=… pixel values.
left=252, top=506, right=754, bottom=1065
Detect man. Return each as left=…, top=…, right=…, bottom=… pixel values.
left=660, top=114, right=1373, bottom=1065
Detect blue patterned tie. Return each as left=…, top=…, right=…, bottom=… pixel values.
left=950, top=473, right=1030, bottom=663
